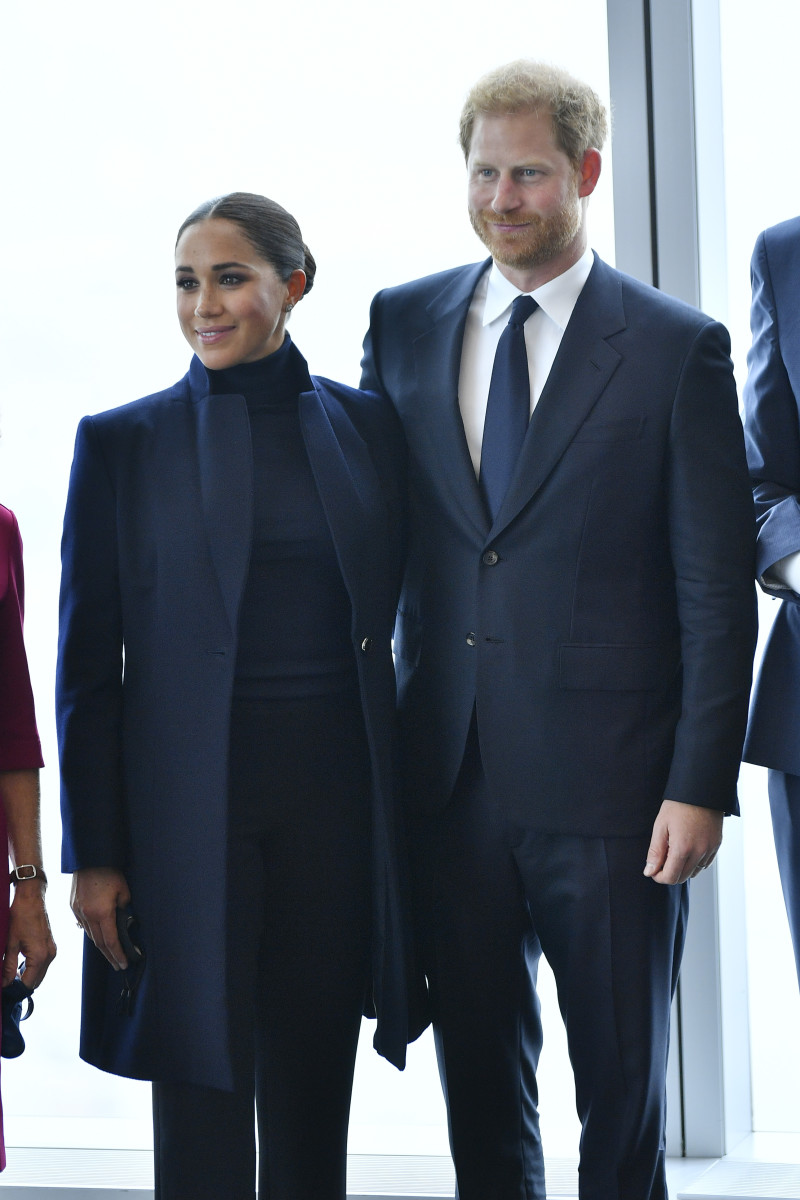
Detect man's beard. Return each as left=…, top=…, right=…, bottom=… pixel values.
left=469, top=197, right=582, bottom=271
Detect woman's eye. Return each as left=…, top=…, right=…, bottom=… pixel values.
left=220, top=274, right=245, bottom=286
left=176, top=278, right=197, bottom=291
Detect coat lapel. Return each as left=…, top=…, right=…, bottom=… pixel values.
left=411, top=261, right=491, bottom=538
left=299, top=382, right=377, bottom=609
left=492, top=256, right=625, bottom=532
left=189, top=358, right=254, bottom=636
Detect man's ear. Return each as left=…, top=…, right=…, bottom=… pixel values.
left=578, top=148, right=602, bottom=198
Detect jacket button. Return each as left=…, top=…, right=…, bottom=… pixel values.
left=482, top=550, right=499, bottom=566
left=466, top=632, right=477, bottom=647
left=360, top=637, right=373, bottom=653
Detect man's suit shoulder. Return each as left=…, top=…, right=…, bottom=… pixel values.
left=760, top=214, right=800, bottom=253
left=600, top=258, right=721, bottom=340
left=371, top=262, right=489, bottom=330
left=375, top=262, right=485, bottom=304
left=754, top=216, right=800, bottom=300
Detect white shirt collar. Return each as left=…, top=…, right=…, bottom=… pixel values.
left=482, top=244, right=595, bottom=329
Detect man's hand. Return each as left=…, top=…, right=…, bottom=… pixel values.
left=71, top=867, right=131, bottom=970
left=643, top=799, right=723, bottom=885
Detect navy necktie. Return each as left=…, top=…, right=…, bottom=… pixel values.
left=480, top=294, right=538, bottom=520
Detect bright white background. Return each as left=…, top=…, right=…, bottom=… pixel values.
left=0, top=0, right=612, bottom=1157
left=7, top=0, right=800, bottom=1165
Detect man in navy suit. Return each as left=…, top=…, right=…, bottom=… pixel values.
left=742, top=216, right=800, bottom=989
left=361, top=61, right=756, bottom=1199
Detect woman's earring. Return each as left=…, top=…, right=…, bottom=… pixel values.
left=284, top=302, right=294, bottom=314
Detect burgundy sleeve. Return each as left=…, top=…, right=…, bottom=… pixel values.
left=0, top=506, right=44, bottom=769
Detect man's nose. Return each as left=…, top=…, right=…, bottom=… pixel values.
left=491, top=175, right=521, bottom=213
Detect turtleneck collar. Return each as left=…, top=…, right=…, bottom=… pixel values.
left=201, top=333, right=313, bottom=408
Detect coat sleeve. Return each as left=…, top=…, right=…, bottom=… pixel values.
left=0, top=509, right=44, bottom=769
left=57, top=416, right=127, bottom=872
left=663, top=318, right=757, bottom=812
left=743, top=228, right=800, bottom=592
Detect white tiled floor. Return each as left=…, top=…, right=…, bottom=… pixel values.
left=0, top=1139, right=797, bottom=1197
left=675, top=1135, right=800, bottom=1199
left=0, top=1151, right=787, bottom=1198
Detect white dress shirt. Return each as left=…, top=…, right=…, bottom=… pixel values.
left=766, top=551, right=800, bottom=594
left=458, top=245, right=595, bottom=476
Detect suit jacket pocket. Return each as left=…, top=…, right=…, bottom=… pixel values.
left=560, top=642, right=680, bottom=691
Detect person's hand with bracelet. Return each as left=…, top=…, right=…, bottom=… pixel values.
left=2, top=769, right=57, bottom=989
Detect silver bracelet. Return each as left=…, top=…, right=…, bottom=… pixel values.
left=9, top=865, right=47, bottom=886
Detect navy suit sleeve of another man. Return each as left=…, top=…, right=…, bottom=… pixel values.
left=744, top=217, right=800, bottom=776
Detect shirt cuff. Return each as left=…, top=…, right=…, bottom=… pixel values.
left=765, top=550, right=800, bottom=594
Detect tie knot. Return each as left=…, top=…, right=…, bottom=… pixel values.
left=508, top=294, right=538, bottom=329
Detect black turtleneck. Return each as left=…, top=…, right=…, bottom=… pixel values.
left=207, top=336, right=356, bottom=700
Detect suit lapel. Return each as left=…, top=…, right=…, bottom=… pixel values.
left=411, top=261, right=491, bottom=538
left=493, top=257, right=625, bottom=532
left=190, top=359, right=254, bottom=636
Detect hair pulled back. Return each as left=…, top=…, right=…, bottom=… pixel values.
left=176, top=192, right=316, bottom=295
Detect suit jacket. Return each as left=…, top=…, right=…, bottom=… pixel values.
left=742, top=216, right=800, bottom=775
left=362, top=253, right=757, bottom=835
left=57, top=350, right=420, bottom=1087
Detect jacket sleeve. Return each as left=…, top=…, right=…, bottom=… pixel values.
left=57, top=416, right=127, bottom=872
left=663, top=319, right=757, bottom=812
left=743, top=228, right=800, bottom=594
left=0, top=510, right=44, bottom=769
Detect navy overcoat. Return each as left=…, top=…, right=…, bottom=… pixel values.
left=57, top=350, right=421, bottom=1088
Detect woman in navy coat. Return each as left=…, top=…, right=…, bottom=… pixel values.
left=57, top=193, right=421, bottom=1200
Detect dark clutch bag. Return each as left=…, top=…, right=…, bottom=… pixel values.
left=116, top=906, right=145, bottom=1016
left=1, top=977, right=34, bottom=1059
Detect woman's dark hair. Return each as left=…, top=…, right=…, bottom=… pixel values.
left=176, top=192, right=316, bottom=295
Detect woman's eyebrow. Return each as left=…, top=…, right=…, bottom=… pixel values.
left=175, top=260, right=251, bottom=272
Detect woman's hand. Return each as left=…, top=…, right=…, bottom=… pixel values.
left=3, top=882, right=56, bottom=989
left=1, top=767, right=57, bottom=987
left=71, top=867, right=131, bottom=970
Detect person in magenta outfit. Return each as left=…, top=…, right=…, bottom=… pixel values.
left=0, top=503, right=57, bottom=1169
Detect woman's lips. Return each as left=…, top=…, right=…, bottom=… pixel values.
left=196, top=327, right=235, bottom=345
